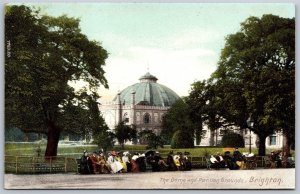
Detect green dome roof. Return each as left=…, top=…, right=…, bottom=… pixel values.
left=113, top=72, right=180, bottom=107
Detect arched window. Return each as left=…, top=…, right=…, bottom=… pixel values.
left=144, top=113, right=151, bottom=124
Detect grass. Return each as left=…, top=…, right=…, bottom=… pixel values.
left=5, top=142, right=97, bottom=158
left=5, top=142, right=295, bottom=158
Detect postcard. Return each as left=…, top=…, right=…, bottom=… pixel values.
left=4, top=2, right=295, bottom=189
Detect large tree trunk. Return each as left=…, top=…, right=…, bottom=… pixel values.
left=282, top=131, right=291, bottom=168
left=45, top=121, right=61, bottom=157
left=195, top=128, right=201, bottom=145
left=258, top=134, right=267, bottom=156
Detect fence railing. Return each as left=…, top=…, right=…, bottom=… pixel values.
left=5, top=155, right=78, bottom=174
left=5, top=155, right=269, bottom=174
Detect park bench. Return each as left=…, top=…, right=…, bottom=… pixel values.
left=244, top=156, right=257, bottom=169
left=189, top=156, right=206, bottom=168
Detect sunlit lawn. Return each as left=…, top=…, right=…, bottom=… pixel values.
left=5, top=142, right=294, bottom=158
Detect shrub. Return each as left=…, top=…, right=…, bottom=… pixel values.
left=221, top=132, right=245, bottom=148
left=171, top=130, right=194, bottom=149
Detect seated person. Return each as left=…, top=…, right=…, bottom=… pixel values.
left=223, top=151, right=239, bottom=170
left=89, top=152, right=100, bottom=174
left=153, top=151, right=168, bottom=171
left=215, top=152, right=226, bottom=168
left=80, top=150, right=92, bottom=174
left=210, top=155, right=221, bottom=169
left=173, top=154, right=181, bottom=170
left=166, top=151, right=177, bottom=171
left=116, top=152, right=127, bottom=172
left=136, top=153, right=147, bottom=172
left=97, top=151, right=111, bottom=174
left=270, top=151, right=281, bottom=168
left=180, top=152, right=192, bottom=171
left=122, top=151, right=132, bottom=172
left=107, top=151, right=123, bottom=173
left=130, top=153, right=140, bottom=173
left=233, top=147, right=243, bottom=162
left=233, top=147, right=245, bottom=169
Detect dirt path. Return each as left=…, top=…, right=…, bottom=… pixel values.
left=4, top=169, right=295, bottom=189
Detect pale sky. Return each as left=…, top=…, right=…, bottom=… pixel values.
left=20, top=3, right=295, bottom=102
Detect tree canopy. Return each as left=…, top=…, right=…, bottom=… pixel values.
left=114, top=122, right=137, bottom=149
left=5, top=5, right=109, bottom=156
left=161, top=99, right=196, bottom=147
left=138, top=129, right=164, bottom=149
left=209, top=14, right=295, bottom=156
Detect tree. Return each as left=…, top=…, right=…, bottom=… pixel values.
left=5, top=5, right=109, bottom=157
left=93, top=129, right=115, bottom=153
left=187, top=80, right=224, bottom=146
left=161, top=99, right=195, bottom=145
left=186, top=81, right=207, bottom=145
left=221, top=132, right=245, bottom=148
left=138, top=129, right=164, bottom=149
left=170, top=130, right=194, bottom=149
left=86, top=93, right=115, bottom=152
left=5, top=128, right=26, bottom=142
left=211, top=14, right=295, bottom=156
left=114, top=122, right=137, bottom=149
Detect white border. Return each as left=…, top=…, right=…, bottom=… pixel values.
left=0, top=0, right=298, bottom=194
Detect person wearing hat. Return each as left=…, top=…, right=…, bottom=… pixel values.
left=269, top=151, right=279, bottom=168
left=130, top=152, right=140, bottom=173
left=116, top=152, right=127, bottom=172
left=233, top=148, right=243, bottom=162
left=166, top=151, right=177, bottom=171
left=89, top=151, right=100, bottom=174
left=107, top=151, right=123, bottom=173
left=153, top=151, right=168, bottom=172
left=80, top=150, right=91, bottom=174
left=122, top=151, right=132, bottom=172
left=96, top=151, right=111, bottom=174
left=173, top=154, right=181, bottom=170
left=233, top=148, right=246, bottom=169
left=215, top=152, right=225, bottom=168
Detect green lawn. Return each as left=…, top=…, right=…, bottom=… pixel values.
left=5, top=142, right=294, bottom=158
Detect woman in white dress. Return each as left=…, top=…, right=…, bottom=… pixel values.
left=107, top=151, right=123, bottom=173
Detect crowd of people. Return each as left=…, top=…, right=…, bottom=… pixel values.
left=209, top=147, right=256, bottom=170
left=208, top=147, right=295, bottom=170
left=79, top=147, right=294, bottom=174
left=79, top=149, right=192, bottom=174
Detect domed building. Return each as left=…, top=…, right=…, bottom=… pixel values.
left=99, top=72, right=180, bottom=136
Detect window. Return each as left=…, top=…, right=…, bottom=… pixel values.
left=269, top=135, right=277, bottom=146
left=123, top=113, right=129, bottom=123
left=136, top=112, right=140, bottom=124
left=154, top=113, right=158, bottom=123
left=144, top=113, right=151, bottom=124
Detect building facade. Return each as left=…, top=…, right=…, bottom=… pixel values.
left=100, top=72, right=284, bottom=149
left=199, top=127, right=284, bottom=149
left=99, top=72, right=180, bottom=135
